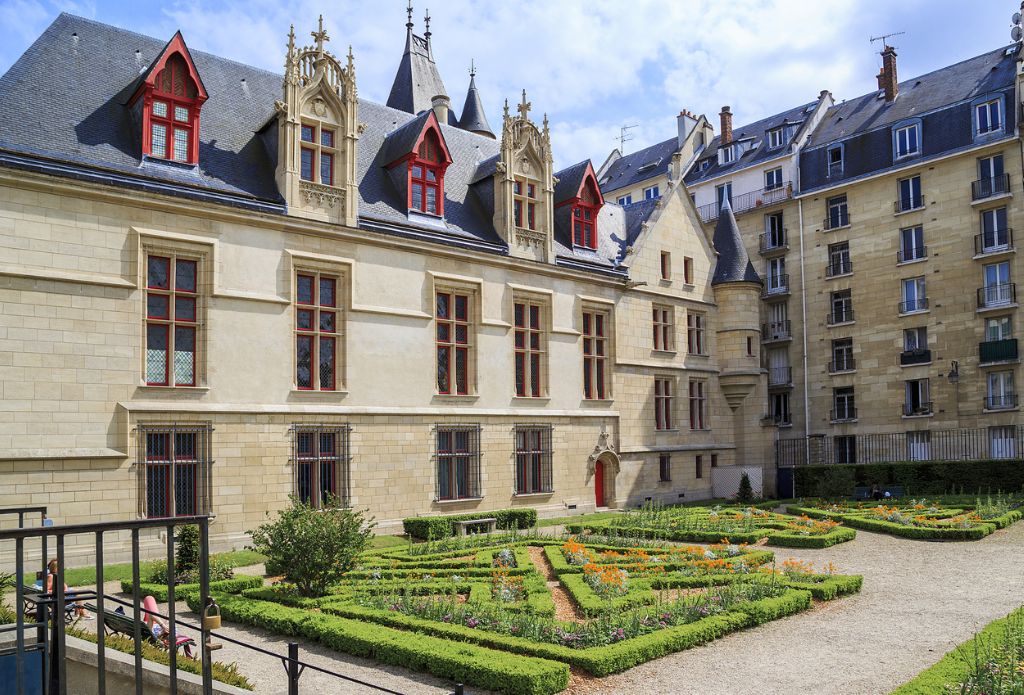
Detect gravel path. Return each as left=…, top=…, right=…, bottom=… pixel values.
left=579, top=521, right=1024, bottom=694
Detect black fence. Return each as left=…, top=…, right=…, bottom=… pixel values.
left=777, top=425, right=1024, bottom=467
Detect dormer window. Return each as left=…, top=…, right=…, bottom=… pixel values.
left=300, top=123, right=336, bottom=185
left=767, top=127, right=784, bottom=149
left=410, top=128, right=444, bottom=214
left=514, top=179, right=537, bottom=230
left=132, top=33, right=207, bottom=167
left=572, top=176, right=602, bottom=249
left=719, top=146, right=735, bottom=165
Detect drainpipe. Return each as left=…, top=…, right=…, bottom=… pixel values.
left=796, top=157, right=810, bottom=466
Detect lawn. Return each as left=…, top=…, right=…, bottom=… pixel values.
left=186, top=532, right=862, bottom=694
left=789, top=494, right=1023, bottom=541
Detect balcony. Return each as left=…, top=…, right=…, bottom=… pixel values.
left=828, top=357, right=856, bottom=373
left=900, top=348, right=932, bottom=366
left=762, top=320, right=792, bottom=343
left=827, top=309, right=855, bottom=325
left=894, top=195, right=926, bottom=214
left=902, top=402, right=934, bottom=417
left=977, top=283, right=1017, bottom=310
left=697, top=182, right=794, bottom=223
left=830, top=406, right=857, bottom=423
left=761, top=413, right=792, bottom=427
left=762, top=274, right=790, bottom=298
left=825, top=260, right=853, bottom=277
left=898, top=298, right=929, bottom=314
left=768, top=366, right=793, bottom=387
left=979, top=338, right=1019, bottom=364
left=759, top=232, right=789, bottom=255
left=897, top=246, right=928, bottom=263
left=971, top=173, right=1011, bottom=202
left=974, top=229, right=1015, bottom=256
left=823, top=212, right=851, bottom=231
left=985, top=394, right=1019, bottom=410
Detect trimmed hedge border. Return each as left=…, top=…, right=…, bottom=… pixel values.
left=793, top=459, right=1024, bottom=498
left=787, top=505, right=1022, bottom=541
left=186, top=592, right=568, bottom=695
left=121, top=575, right=263, bottom=602
left=892, top=605, right=1024, bottom=694
left=565, top=521, right=856, bottom=548
left=403, top=509, right=539, bottom=540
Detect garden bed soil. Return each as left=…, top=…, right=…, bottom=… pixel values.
left=527, top=545, right=584, bottom=623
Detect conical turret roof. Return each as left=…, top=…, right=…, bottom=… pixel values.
left=711, top=198, right=761, bottom=285
left=386, top=7, right=456, bottom=124
left=458, top=71, right=494, bottom=138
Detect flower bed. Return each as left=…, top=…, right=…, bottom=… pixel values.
left=566, top=503, right=856, bottom=548
left=192, top=535, right=861, bottom=692
left=789, top=495, right=1023, bottom=541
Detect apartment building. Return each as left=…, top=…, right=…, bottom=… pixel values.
left=0, top=12, right=770, bottom=554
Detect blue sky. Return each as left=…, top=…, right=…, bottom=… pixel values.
left=0, top=0, right=1019, bottom=169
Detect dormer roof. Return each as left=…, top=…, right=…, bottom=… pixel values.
left=129, top=30, right=208, bottom=105
left=386, top=10, right=456, bottom=125
left=381, top=110, right=452, bottom=167
left=711, top=198, right=760, bottom=286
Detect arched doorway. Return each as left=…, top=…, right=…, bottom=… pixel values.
left=595, top=460, right=605, bottom=507
left=590, top=450, right=619, bottom=509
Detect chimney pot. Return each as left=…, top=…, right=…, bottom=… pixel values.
left=719, top=106, right=733, bottom=146
left=878, top=46, right=899, bottom=102
left=431, top=94, right=450, bottom=124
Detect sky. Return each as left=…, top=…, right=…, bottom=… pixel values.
left=0, top=0, right=1020, bottom=170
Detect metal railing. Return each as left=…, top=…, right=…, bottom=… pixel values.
left=830, top=406, right=857, bottom=423
left=768, top=367, right=793, bottom=387
left=971, top=173, right=1011, bottom=201
left=823, top=212, right=850, bottom=230
left=761, top=320, right=792, bottom=342
left=902, top=401, right=934, bottom=417
left=985, top=394, right=1019, bottom=410
left=898, top=298, right=929, bottom=314
left=897, top=246, right=927, bottom=263
left=825, top=260, right=852, bottom=277
left=894, top=195, right=925, bottom=214
left=762, top=275, right=790, bottom=298
left=761, top=413, right=792, bottom=427
left=778, top=425, right=1024, bottom=467
left=758, top=232, right=788, bottom=254
left=977, top=282, right=1017, bottom=309
left=900, top=349, right=932, bottom=366
left=0, top=514, right=464, bottom=695
left=696, top=182, right=793, bottom=222
left=980, top=338, right=1019, bottom=364
left=828, top=357, right=856, bottom=373
left=975, top=229, right=1014, bottom=255
left=827, top=309, right=855, bottom=325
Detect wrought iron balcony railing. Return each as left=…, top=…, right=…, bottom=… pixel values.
left=977, top=283, right=1017, bottom=309
left=971, top=173, right=1011, bottom=201
left=979, top=338, right=1018, bottom=364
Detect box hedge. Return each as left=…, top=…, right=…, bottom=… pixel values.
left=565, top=521, right=854, bottom=548
left=787, top=504, right=1022, bottom=541
left=402, top=509, right=538, bottom=540
left=186, top=592, right=569, bottom=695
left=793, top=459, right=1024, bottom=498
left=121, top=575, right=263, bottom=602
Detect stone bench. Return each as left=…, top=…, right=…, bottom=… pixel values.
left=452, top=517, right=496, bottom=536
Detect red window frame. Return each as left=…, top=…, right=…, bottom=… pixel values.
left=582, top=310, right=608, bottom=400
left=409, top=127, right=446, bottom=215
left=436, top=291, right=471, bottom=395
left=514, top=301, right=545, bottom=397
left=572, top=205, right=598, bottom=248
left=139, top=46, right=205, bottom=165
left=655, top=377, right=673, bottom=430
left=652, top=306, right=673, bottom=351
left=299, top=123, right=336, bottom=185
left=687, top=312, right=706, bottom=355
left=295, top=272, right=340, bottom=391
left=145, top=254, right=198, bottom=387
left=689, top=380, right=707, bottom=430
left=514, top=179, right=538, bottom=230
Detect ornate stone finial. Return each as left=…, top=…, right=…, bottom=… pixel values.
left=517, top=89, right=531, bottom=119
left=311, top=15, right=330, bottom=57
left=406, top=0, right=413, bottom=28
left=347, top=45, right=355, bottom=73
left=287, top=24, right=296, bottom=58
left=503, top=98, right=510, bottom=119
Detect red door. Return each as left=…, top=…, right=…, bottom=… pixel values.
left=595, top=461, right=605, bottom=507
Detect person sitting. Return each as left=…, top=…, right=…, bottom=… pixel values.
left=45, top=558, right=92, bottom=620
left=870, top=484, right=883, bottom=501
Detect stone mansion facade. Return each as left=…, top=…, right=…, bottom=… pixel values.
left=0, top=12, right=770, bottom=549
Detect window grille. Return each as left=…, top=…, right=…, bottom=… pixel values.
left=136, top=423, right=213, bottom=518
left=514, top=425, right=554, bottom=494
left=435, top=424, right=482, bottom=501
left=290, top=424, right=351, bottom=507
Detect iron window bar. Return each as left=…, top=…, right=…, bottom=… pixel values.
left=974, top=228, right=1014, bottom=255
left=971, top=173, right=1011, bottom=201
left=289, top=424, right=352, bottom=508
left=825, top=261, right=853, bottom=277
left=898, top=298, right=929, bottom=314
left=897, top=246, right=927, bottom=263
left=977, top=282, right=1016, bottom=309
left=827, top=309, right=855, bottom=325
left=761, top=320, right=792, bottom=342
left=433, top=424, right=483, bottom=501
left=894, top=195, right=925, bottom=213
left=513, top=424, right=554, bottom=495
left=135, top=423, right=214, bottom=519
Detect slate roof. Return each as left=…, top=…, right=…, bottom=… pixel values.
left=457, top=74, right=494, bottom=137
left=806, top=45, right=1018, bottom=148
left=385, top=25, right=457, bottom=126
left=684, top=101, right=817, bottom=186
left=599, top=136, right=677, bottom=195
left=0, top=14, right=642, bottom=277
left=710, top=198, right=760, bottom=286
left=553, top=160, right=591, bottom=205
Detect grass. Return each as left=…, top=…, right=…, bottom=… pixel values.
left=369, top=535, right=411, bottom=549
left=24, top=549, right=267, bottom=587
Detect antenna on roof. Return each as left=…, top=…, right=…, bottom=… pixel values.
left=617, top=124, right=638, bottom=154
left=869, top=31, right=905, bottom=50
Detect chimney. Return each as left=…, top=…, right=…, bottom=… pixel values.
left=431, top=94, right=450, bottom=125
left=719, top=106, right=733, bottom=146
left=876, top=46, right=898, bottom=102
left=677, top=109, right=697, bottom=147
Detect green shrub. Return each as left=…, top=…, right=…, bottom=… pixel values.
left=122, top=576, right=263, bottom=603
left=736, top=472, right=754, bottom=504
left=0, top=572, right=15, bottom=623
left=402, top=509, right=538, bottom=540
left=250, top=500, right=375, bottom=597
left=794, top=459, right=1024, bottom=498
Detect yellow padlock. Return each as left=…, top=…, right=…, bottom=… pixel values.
left=202, top=600, right=221, bottom=630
